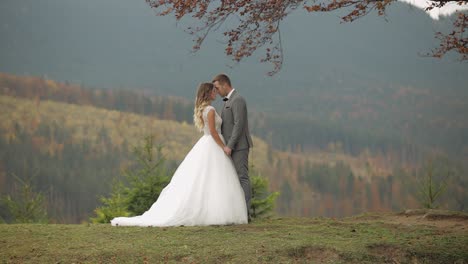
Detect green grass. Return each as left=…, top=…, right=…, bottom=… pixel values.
left=1, top=214, right=467, bottom=263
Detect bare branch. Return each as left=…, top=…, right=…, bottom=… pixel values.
left=424, top=12, right=467, bottom=61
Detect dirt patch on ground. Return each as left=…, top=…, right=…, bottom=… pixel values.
left=393, top=209, right=468, bottom=230
left=367, top=243, right=407, bottom=263
left=347, top=209, right=468, bottom=231
left=287, top=245, right=340, bottom=263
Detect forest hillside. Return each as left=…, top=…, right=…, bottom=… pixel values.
left=0, top=73, right=466, bottom=223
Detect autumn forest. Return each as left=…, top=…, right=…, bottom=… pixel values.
left=0, top=72, right=466, bottom=223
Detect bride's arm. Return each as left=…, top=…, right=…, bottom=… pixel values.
left=207, top=109, right=225, bottom=149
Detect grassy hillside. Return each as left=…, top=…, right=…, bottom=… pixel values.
left=1, top=211, right=467, bottom=263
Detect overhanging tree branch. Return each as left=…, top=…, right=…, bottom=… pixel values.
left=145, top=0, right=467, bottom=75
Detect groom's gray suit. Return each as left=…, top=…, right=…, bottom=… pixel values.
left=221, top=90, right=253, bottom=214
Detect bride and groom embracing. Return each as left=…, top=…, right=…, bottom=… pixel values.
left=111, top=74, right=253, bottom=227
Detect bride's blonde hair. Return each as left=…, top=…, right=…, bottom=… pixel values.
left=193, top=83, right=214, bottom=131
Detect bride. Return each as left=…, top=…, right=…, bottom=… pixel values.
left=111, top=83, right=248, bottom=227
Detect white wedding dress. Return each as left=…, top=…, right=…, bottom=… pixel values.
left=111, top=106, right=248, bottom=227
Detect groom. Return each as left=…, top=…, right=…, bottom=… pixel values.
left=212, top=74, right=253, bottom=221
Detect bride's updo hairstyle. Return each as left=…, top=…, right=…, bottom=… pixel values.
left=194, top=82, right=214, bottom=131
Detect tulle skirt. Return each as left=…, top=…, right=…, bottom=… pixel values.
left=111, top=135, right=248, bottom=227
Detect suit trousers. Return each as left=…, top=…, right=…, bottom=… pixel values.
left=231, top=149, right=251, bottom=214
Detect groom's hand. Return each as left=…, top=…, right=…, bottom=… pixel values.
left=223, top=146, right=232, bottom=156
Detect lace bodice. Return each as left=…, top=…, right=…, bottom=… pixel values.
left=202, top=106, right=222, bottom=136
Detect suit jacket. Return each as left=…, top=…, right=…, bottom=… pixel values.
left=221, top=90, right=253, bottom=151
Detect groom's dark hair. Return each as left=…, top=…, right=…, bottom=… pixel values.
left=212, top=74, right=231, bottom=87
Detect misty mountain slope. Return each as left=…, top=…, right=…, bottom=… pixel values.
left=1, top=0, right=466, bottom=159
